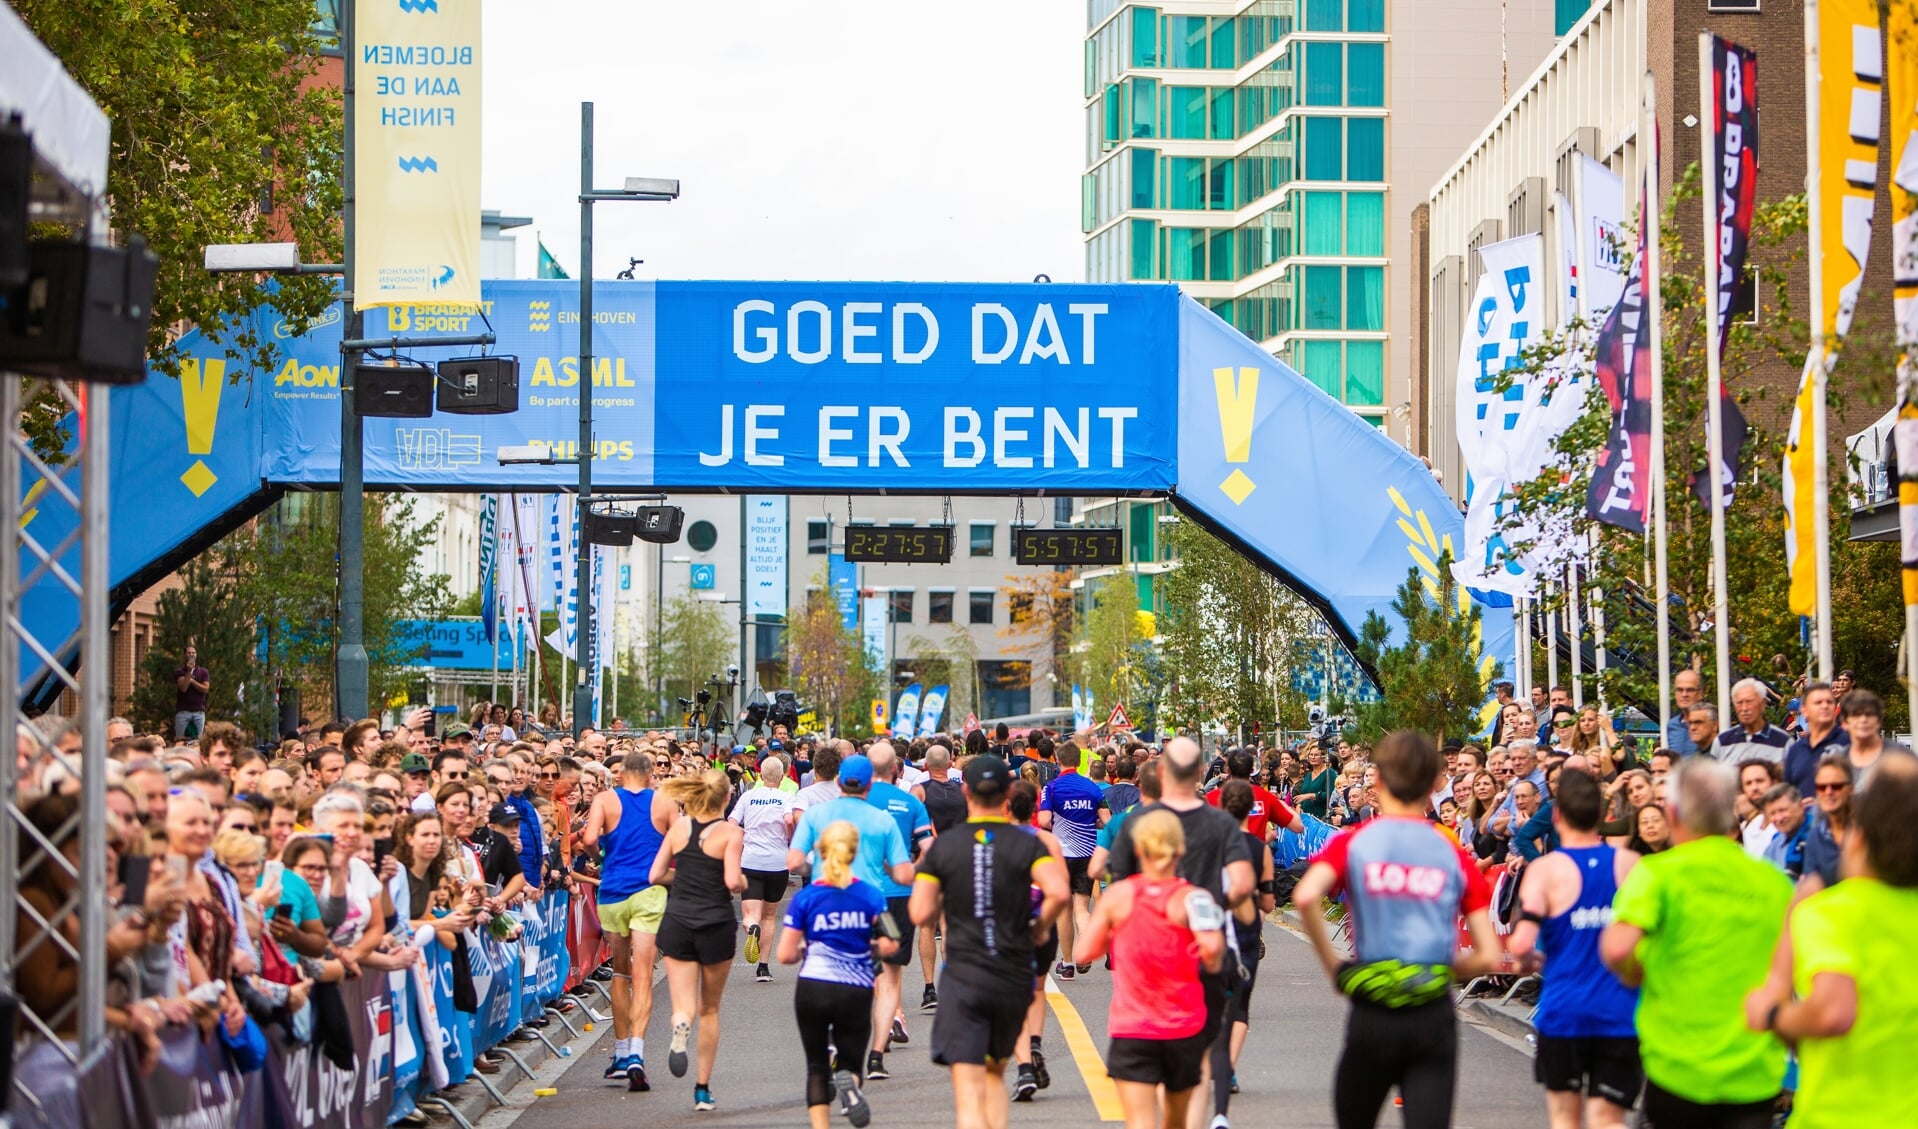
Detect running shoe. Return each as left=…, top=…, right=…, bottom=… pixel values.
left=693, top=1085, right=716, bottom=1112
left=668, top=1020, right=691, bottom=1078
left=1230, top=1072, right=1240, bottom=1094
left=1011, top=1065, right=1038, bottom=1102
left=604, top=1054, right=624, bottom=1080
left=743, top=924, right=761, bottom=965
left=756, top=963, right=774, bottom=983
left=1074, top=963, right=1092, bottom=975
left=1053, top=961, right=1075, bottom=981
left=865, top=1051, right=890, bottom=1080
left=834, top=1069, right=871, bottom=1127
left=920, top=985, right=938, bottom=1011
left=627, top=1058, right=650, bottom=1093
left=1210, top=1117, right=1230, bottom=1129
left=889, top=1017, right=909, bottom=1046
left=1031, top=1047, right=1050, bottom=1090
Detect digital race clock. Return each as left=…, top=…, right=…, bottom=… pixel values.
left=1013, top=528, right=1124, bottom=566
left=842, top=525, right=955, bottom=564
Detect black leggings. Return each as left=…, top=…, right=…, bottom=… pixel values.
left=1210, top=934, right=1261, bottom=1115
left=1332, top=998, right=1456, bottom=1129
left=794, top=978, right=873, bottom=1107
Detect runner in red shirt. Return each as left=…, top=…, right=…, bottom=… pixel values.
left=1205, top=749, right=1302, bottom=842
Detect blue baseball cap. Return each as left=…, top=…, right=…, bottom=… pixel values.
left=839, top=754, right=874, bottom=789
left=732, top=745, right=747, bottom=755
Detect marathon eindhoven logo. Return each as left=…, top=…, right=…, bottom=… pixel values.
left=397, top=156, right=439, bottom=173
left=528, top=301, right=552, bottom=332
left=397, top=0, right=439, bottom=12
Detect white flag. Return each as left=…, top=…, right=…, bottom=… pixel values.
left=1577, top=155, right=1629, bottom=324
left=545, top=496, right=580, bottom=662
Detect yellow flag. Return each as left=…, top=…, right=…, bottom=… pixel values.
left=1891, top=0, right=1918, bottom=605
left=1784, top=0, right=1883, bottom=615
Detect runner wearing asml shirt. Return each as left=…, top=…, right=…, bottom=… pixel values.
left=1038, top=750, right=1105, bottom=980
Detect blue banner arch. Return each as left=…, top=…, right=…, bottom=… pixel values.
left=19, top=280, right=1510, bottom=705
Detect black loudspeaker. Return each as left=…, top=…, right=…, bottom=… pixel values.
left=1, top=115, right=29, bottom=292
left=0, top=237, right=159, bottom=383
left=436, top=355, right=519, bottom=415
left=353, top=361, right=434, bottom=417
left=584, top=509, right=638, bottom=547
left=634, top=505, right=685, bottom=544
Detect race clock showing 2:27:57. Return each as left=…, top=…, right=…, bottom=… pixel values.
left=1013, top=527, right=1123, bottom=566
left=842, top=525, right=955, bottom=564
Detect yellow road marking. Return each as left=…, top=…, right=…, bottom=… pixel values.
left=1043, top=976, right=1123, bottom=1122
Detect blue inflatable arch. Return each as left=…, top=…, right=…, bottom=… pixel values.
left=22, top=281, right=1511, bottom=701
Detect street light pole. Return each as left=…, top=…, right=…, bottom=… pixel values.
left=337, top=0, right=368, bottom=721
left=574, top=102, right=597, bottom=738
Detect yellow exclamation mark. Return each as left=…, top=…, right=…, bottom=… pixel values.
left=179, top=357, right=225, bottom=497
left=1213, top=366, right=1258, bottom=504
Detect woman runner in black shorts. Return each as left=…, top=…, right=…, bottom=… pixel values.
left=651, top=770, right=746, bottom=1112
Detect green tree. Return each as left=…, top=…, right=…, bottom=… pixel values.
left=907, top=626, right=981, bottom=726
left=654, top=593, right=734, bottom=708
left=128, top=558, right=260, bottom=735
left=1074, top=574, right=1153, bottom=721
left=16, top=0, right=344, bottom=380
left=1158, top=520, right=1321, bottom=737
left=786, top=585, right=878, bottom=736
left=1349, top=555, right=1502, bottom=744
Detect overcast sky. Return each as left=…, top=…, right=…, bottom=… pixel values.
left=480, top=1, right=1087, bottom=284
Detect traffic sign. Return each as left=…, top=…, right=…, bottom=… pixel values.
left=963, top=712, right=979, bottom=733
left=1106, top=702, right=1133, bottom=732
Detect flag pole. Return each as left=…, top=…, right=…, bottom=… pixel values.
left=1805, top=0, right=1835, bottom=680
left=1699, top=33, right=1734, bottom=723
left=1644, top=71, right=1673, bottom=739
left=1545, top=580, right=1560, bottom=696
left=1567, top=562, right=1585, bottom=708
left=1571, top=152, right=1610, bottom=707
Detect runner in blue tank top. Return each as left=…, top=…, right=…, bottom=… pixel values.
left=1037, top=744, right=1107, bottom=981
left=1508, top=768, right=1643, bottom=1129
left=583, top=750, right=674, bottom=1090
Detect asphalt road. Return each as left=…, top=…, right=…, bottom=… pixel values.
left=482, top=917, right=1543, bottom=1128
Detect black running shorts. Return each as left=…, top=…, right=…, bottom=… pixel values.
left=1535, top=1034, right=1643, bottom=1109
left=1106, top=1033, right=1207, bottom=1091
left=929, top=974, right=1027, bottom=1066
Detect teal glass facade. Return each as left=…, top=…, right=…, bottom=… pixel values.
left=1084, top=0, right=1388, bottom=420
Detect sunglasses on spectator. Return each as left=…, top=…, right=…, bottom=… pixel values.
left=229, top=822, right=258, bottom=832
left=1553, top=718, right=1574, bottom=728
left=539, top=771, right=560, bottom=779
left=1815, top=782, right=1849, bottom=793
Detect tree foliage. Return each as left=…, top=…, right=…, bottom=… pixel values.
left=786, top=582, right=880, bottom=737
left=1157, top=519, right=1320, bottom=736
left=654, top=593, right=734, bottom=709
left=17, top=0, right=345, bottom=379
left=1349, top=556, right=1502, bottom=744
left=1073, top=575, right=1156, bottom=722
left=129, top=495, right=452, bottom=731
left=1495, top=164, right=1908, bottom=724
left=999, top=570, right=1076, bottom=688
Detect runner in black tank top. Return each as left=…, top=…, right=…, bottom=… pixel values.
left=652, top=771, right=746, bottom=1113
left=1214, top=780, right=1278, bottom=1124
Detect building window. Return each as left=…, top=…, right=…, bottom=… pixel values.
left=1303, top=265, right=1342, bottom=329
left=1304, top=0, right=1344, bottom=31
left=1130, top=5, right=1160, bottom=67
left=1347, top=266, right=1384, bottom=330
left=969, top=522, right=995, bottom=557
left=1304, top=117, right=1343, bottom=180
left=1346, top=341, right=1385, bottom=405
left=1347, top=192, right=1384, bottom=255
left=1348, top=43, right=1385, bottom=107
left=969, top=590, right=995, bottom=625
left=1169, top=86, right=1208, bottom=139
left=1349, top=0, right=1385, bottom=31
left=1299, top=339, right=1343, bottom=397
left=1347, top=118, right=1385, bottom=181
left=888, top=589, right=913, bottom=624
left=929, top=591, right=955, bottom=624
left=1131, top=147, right=1157, bottom=208
left=1302, top=192, right=1342, bottom=255
left=807, top=520, right=830, bottom=554
left=1304, top=42, right=1343, bottom=106
left=978, top=661, right=1032, bottom=719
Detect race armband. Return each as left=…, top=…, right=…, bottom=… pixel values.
left=873, top=910, right=902, bottom=943
left=1257, top=879, right=1278, bottom=896
left=1184, top=888, right=1227, bottom=932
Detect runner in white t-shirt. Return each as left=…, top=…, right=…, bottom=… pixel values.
left=730, top=756, right=797, bottom=981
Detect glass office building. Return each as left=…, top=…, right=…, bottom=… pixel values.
left=1084, top=0, right=1390, bottom=420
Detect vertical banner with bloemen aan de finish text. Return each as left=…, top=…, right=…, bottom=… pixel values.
left=1701, top=35, right=1756, bottom=508
left=353, top=0, right=481, bottom=308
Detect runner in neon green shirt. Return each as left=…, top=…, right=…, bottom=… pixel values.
left=1745, top=757, right=1918, bottom=1129
left=1601, top=758, right=1791, bottom=1121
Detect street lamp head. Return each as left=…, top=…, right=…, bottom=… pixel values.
left=204, top=242, right=301, bottom=273
left=622, top=176, right=680, bottom=199
left=497, top=444, right=557, bottom=466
